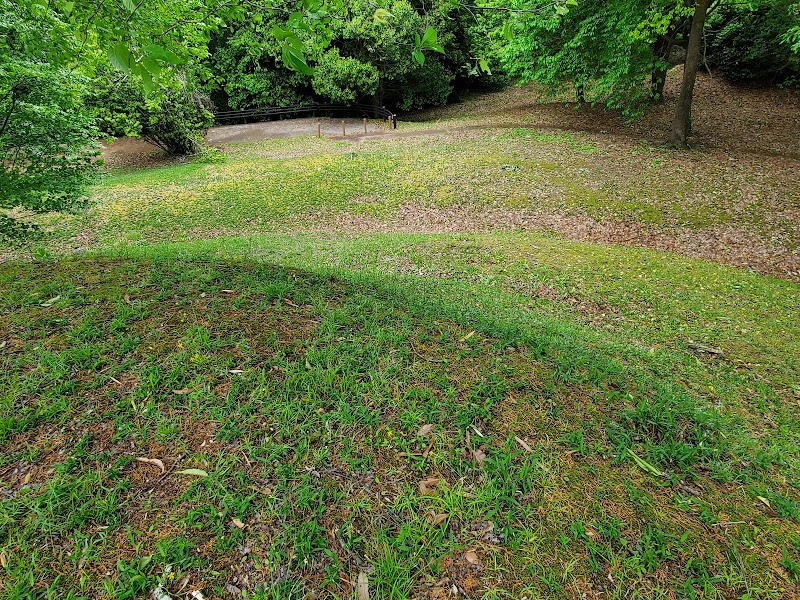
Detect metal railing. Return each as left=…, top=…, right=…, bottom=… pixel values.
left=213, top=103, right=397, bottom=129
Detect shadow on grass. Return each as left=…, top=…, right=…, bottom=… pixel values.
left=0, top=254, right=797, bottom=598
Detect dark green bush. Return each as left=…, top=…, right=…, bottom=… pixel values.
left=142, top=87, right=215, bottom=156
left=200, top=0, right=503, bottom=112
left=395, top=57, right=455, bottom=110
left=88, top=70, right=145, bottom=138
left=88, top=73, right=214, bottom=156
left=0, top=0, right=100, bottom=242
left=312, top=48, right=379, bottom=104
left=202, top=13, right=311, bottom=110
left=706, top=0, right=800, bottom=85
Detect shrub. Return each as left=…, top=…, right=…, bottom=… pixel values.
left=0, top=62, right=99, bottom=243
left=706, top=0, right=800, bottom=85
left=0, top=0, right=100, bottom=242
left=88, top=73, right=215, bottom=156
left=141, top=87, right=215, bottom=156
left=88, top=69, right=145, bottom=138
left=312, top=48, right=379, bottom=104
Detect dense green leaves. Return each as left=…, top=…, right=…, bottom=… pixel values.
left=135, top=87, right=214, bottom=155
left=501, top=0, right=684, bottom=114
left=0, top=62, right=100, bottom=243
left=143, top=44, right=182, bottom=65
left=312, top=48, right=379, bottom=102
left=0, top=0, right=99, bottom=242
left=87, top=72, right=214, bottom=155
left=201, top=0, right=499, bottom=111
left=706, top=0, right=800, bottom=84
left=108, top=42, right=133, bottom=72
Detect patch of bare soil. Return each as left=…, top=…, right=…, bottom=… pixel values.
left=100, top=136, right=174, bottom=169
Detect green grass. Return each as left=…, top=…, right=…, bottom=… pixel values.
left=1, top=250, right=798, bottom=598
left=1, top=121, right=799, bottom=598
left=42, top=127, right=797, bottom=250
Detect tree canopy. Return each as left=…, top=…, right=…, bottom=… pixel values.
left=0, top=0, right=100, bottom=242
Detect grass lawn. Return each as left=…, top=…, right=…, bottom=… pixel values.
left=1, top=83, right=799, bottom=599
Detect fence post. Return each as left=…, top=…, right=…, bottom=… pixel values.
left=364, top=118, right=368, bottom=134
left=342, top=120, right=346, bottom=136
left=317, top=123, right=321, bottom=138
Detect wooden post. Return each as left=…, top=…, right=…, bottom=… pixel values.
left=317, top=122, right=321, bottom=138
left=342, top=121, right=346, bottom=136
left=364, top=118, right=368, bottom=133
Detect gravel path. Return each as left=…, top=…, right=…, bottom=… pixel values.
left=207, top=117, right=389, bottom=143
left=102, top=117, right=391, bottom=166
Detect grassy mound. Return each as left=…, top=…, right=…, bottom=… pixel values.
left=1, top=256, right=798, bottom=599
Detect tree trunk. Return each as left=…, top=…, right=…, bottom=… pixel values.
left=650, top=66, right=668, bottom=101
left=670, top=0, right=711, bottom=146
left=650, top=36, right=671, bottom=102
left=575, top=81, right=585, bottom=103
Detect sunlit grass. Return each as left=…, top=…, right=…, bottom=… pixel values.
left=0, top=118, right=798, bottom=598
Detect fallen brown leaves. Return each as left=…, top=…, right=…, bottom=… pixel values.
left=419, top=476, right=443, bottom=495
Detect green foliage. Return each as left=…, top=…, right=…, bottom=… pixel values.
left=706, top=0, right=800, bottom=85
left=140, top=87, right=215, bottom=156
left=88, top=72, right=214, bottom=156
left=88, top=69, right=147, bottom=138
left=0, top=0, right=99, bottom=243
left=458, top=3, right=511, bottom=87
left=312, top=48, right=379, bottom=103
left=501, top=0, right=672, bottom=114
left=396, top=57, right=455, bottom=109
left=54, top=0, right=225, bottom=90
left=785, top=3, right=800, bottom=52
left=201, top=12, right=311, bottom=109
left=331, top=0, right=455, bottom=110
left=500, top=0, right=799, bottom=115
left=201, top=0, right=494, bottom=111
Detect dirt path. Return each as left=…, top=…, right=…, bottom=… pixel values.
left=102, top=117, right=391, bottom=167
left=206, top=116, right=389, bottom=143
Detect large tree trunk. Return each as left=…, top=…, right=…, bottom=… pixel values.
left=670, top=0, right=711, bottom=146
